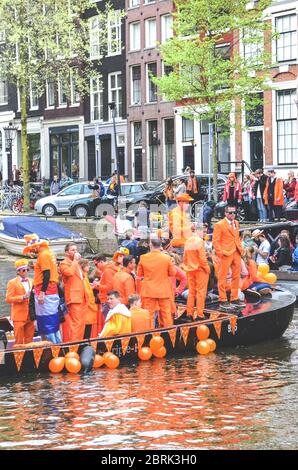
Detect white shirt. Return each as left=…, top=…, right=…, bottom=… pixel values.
left=256, top=239, right=271, bottom=265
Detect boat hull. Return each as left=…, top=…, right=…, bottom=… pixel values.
left=0, top=234, right=87, bottom=256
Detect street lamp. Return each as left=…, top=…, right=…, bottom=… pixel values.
left=3, top=121, right=18, bottom=182
left=108, top=101, right=121, bottom=197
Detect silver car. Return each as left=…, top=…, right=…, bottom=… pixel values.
left=35, top=182, right=93, bottom=217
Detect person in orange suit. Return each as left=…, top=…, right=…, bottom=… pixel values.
left=128, top=294, right=151, bottom=332
left=263, top=168, right=284, bottom=221
left=79, top=259, right=102, bottom=339
left=100, top=290, right=131, bottom=338
left=112, top=255, right=136, bottom=306
left=137, top=237, right=176, bottom=328
left=60, top=243, right=87, bottom=342
left=183, top=226, right=210, bottom=318
left=6, top=259, right=35, bottom=345
left=212, top=205, right=244, bottom=310
left=168, top=193, right=193, bottom=254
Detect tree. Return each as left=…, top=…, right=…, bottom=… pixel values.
left=155, top=0, right=273, bottom=201
left=0, top=0, right=115, bottom=210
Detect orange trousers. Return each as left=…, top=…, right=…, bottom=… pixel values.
left=62, top=303, right=86, bottom=342
left=13, top=320, right=35, bottom=344
left=142, top=297, right=172, bottom=329
left=186, top=270, right=209, bottom=317
left=217, top=251, right=241, bottom=302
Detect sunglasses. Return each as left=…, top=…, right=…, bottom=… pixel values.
left=19, top=268, right=29, bottom=272
left=227, top=211, right=236, bottom=215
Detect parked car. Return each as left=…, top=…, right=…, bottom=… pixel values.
left=284, top=200, right=298, bottom=221
left=34, top=182, right=93, bottom=217
left=69, top=182, right=150, bottom=218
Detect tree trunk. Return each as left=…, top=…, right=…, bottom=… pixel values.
left=212, top=123, right=218, bottom=202
left=20, top=86, right=30, bottom=212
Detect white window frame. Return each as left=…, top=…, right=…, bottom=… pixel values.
left=276, top=88, right=297, bottom=165
left=70, top=71, right=80, bottom=106
left=130, top=22, right=141, bottom=51
left=0, top=77, right=8, bottom=105
left=274, top=13, right=297, bottom=63
left=108, top=71, right=122, bottom=120
left=89, top=15, right=102, bottom=60
left=161, top=14, right=173, bottom=43
left=129, top=0, right=140, bottom=8
left=90, top=77, right=103, bottom=122
left=146, top=62, right=157, bottom=103
left=29, top=80, right=39, bottom=110
left=131, top=65, right=141, bottom=105
left=46, top=80, right=55, bottom=108
left=145, top=18, right=156, bottom=49
left=108, top=10, right=122, bottom=56
left=58, top=77, right=67, bottom=107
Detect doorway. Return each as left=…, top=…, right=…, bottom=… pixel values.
left=250, top=131, right=263, bottom=171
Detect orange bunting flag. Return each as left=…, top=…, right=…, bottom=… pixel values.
left=90, top=341, right=97, bottom=353
left=33, top=348, right=43, bottom=369
left=51, top=346, right=60, bottom=358
left=229, top=316, right=237, bottom=335
left=210, top=312, right=220, bottom=321
left=136, top=334, right=145, bottom=350
left=214, top=320, right=222, bottom=339
left=13, top=350, right=25, bottom=372
left=181, top=326, right=190, bottom=346
left=68, top=345, right=79, bottom=354
left=121, top=338, right=130, bottom=356
left=168, top=329, right=177, bottom=348
left=105, top=339, right=114, bottom=352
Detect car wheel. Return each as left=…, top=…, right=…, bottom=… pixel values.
left=42, top=204, right=57, bottom=217
left=74, top=205, right=89, bottom=218
left=237, top=206, right=246, bottom=222
left=190, top=201, right=204, bottom=220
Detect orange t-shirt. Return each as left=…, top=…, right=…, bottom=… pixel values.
left=33, top=247, right=59, bottom=286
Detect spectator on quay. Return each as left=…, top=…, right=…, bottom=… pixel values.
left=50, top=175, right=61, bottom=195
left=12, top=164, right=21, bottom=186
left=106, top=174, right=119, bottom=202
left=121, top=231, right=138, bottom=257
left=223, top=173, right=242, bottom=207
left=164, top=178, right=176, bottom=210
left=242, top=174, right=250, bottom=220
left=284, top=171, right=296, bottom=203
left=292, top=234, right=298, bottom=271
left=270, top=229, right=294, bottom=256
left=134, top=201, right=150, bottom=237
left=203, top=201, right=216, bottom=231
left=251, top=229, right=271, bottom=266
left=253, top=168, right=268, bottom=223
left=269, top=235, right=293, bottom=270
left=174, top=178, right=187, bottom=197
left=263, top=169, right=284, bottom=222
left=186, top=170, right=200, bottom=201
left=248, top=173, right=257, bottom=220
left=60, top=172, right=73, bottom=189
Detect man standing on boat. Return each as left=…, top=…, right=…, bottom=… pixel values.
left=212, top=206, right=245, bottom=311
left=60, top=243, right=87, bottom=342
left=112, top=255, right=136, bottom=306
left=6, top=259, right=35, bottom=345
left=168, top=193, right=193, bottom=255
left=23, top=234, right=61, bottom=343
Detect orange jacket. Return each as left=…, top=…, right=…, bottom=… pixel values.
left=130, top=306, right=151, bottom=333
left=212, top=218, right=243, bottom=257
left=6, top=276, right=33, bottom=322
left=168, top=206, right=192, bottom=247
left=60, top=258, right=86, bottom=305
left=83, top=274, right=97, bottom=325
left=98, top=262, right=118, bottom=303
left=263, top=177, right=284, bottom=206
left=137, top=251, right=176, bottom=298
left=183, top=235, right=210, bottom=273
left=112, top=268, right=136, bottom=305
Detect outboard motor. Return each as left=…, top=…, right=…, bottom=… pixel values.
left=80, top=345, right=95, bottom=374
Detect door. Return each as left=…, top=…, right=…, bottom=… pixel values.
left=183, top=146, right=194, bottom=170
left=100, top=137, right=111, bottom=180
left=134, top=148, right=143, bottom=181
left=250, top=131, right=263, bottom=171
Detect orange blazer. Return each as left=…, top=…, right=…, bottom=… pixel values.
left=6, top=277, right=33, bottom=322
left=183, top=235, right=210, bottom=273
left=112, top=268, right=136, bottom=305
left=263, top=177, right=284, bottom=206
left=130, top=306, right=151, bottom=333
left=137, top=251, right=176, bottom=298
left=83, top=275, right=97, bottom=325
left=98, top=262, right=118, bottom=303
left=60, top=258, right=86, bottom=305
left=168, top=206, right=192, bottom=247
left=212, top=218, right=243, bottom=257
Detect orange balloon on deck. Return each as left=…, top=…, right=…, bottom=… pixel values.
left=196, top=340, right=211, bottom=355
left=152, top=346, right=167, bottom=358
left=264, top=272, right=277, bottom=284
left=49, top=357, right=65, bottom=373
left=258, top=263, right=270, bottom=276
left=105, top=353, right=120, bottom=369
left=138, top=347, right=153, bottom=361
left=65, top=357, right=81, bottom=374
left=93, top=354, right=105, bottom=368
left=65, top=352, right=80, bottom=360
left=149, top=336, right=164, bottom=352
left=196, top=325, right=210, bottom=341
left=206, top=338, right=217, bottom=352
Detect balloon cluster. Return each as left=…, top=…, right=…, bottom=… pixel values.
left=257, top=263, right=277, bottom=284
left=196, top=325, right=216, bottom=355
left=48, top=351, right=120, bottom=373
left=138, top=336, right=167, bottom=361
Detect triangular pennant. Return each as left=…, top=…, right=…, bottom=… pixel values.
left=181, top=326, right=190, bottom=346
left=210, top=312, right=220, bottom=321
left=136, top=334, right=145, bottom=350
left=214, top=320, right=222, bottom=339
left=51, top=346, right=60, bottom=358
left=90, top=341, right=97, bottom=352
left=33, top=348, right=43, bottom=369
left=229, top=316, right=237, bottom=335
left=13, top=350, right=25, bottom=372
left=68, top=345, right=79, bottom=353
left=121, top=337, right=130, bottom=356
left=105, top=339, right=114, bottom=352
left=168, top=329, right=177, bottom=348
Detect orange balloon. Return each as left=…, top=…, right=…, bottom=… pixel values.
left=258, top=263, right=270, bottom=276
left=206, top=338, right=217, bottom=352
left=65, top=357, right=81, bottom=374
left=103, top=352, right=113, bottom=362
left=138, top=347, right=153, bottom=361
left=264, top=272, right=277, bottom=285
left=105, top=353, right=120, bottom=369
left=196, top=325, right=210, bottom=341
left=149, top=336, right=164, bottom=352
left=152, top=346, right=167, bottom=358
left=196, top=340, right=211, bottom=355
left=93, top=354, right=105, bottom=368
left=65, top=351, right=80, bottom=360
left=49, top=357, right=65, bottom=373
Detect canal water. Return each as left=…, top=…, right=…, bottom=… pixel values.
left=0, top=256, right=298, bottom=450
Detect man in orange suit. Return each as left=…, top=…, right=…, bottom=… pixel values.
left=212, top=205, right=245, bottom=310
left=60, top=243, right=87, bottom=342
left=6, top=259, right=35, bottom=345
left=137, top=238, right=176, bottom=328
left=168, top=193, right=193, bottom=254
left=112, top=255, right=136, bottom=306
left=183, top=226, right=210, bottom=318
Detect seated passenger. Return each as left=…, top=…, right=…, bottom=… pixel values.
left=269, top=235, right=293, bottom=270
left=100, top=290, right=131, bottom=338
left=128, top=294, right=151, bottom=332
left=242, top=247, right=272, bottom=296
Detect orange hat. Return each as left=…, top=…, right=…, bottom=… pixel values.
left=175, top=193, right=194, bottom=202
left=15, top=259, right=29, bottom=271
left=113, top=246, right=129, bottom=261
left=23, top=233, right=48, bottom=255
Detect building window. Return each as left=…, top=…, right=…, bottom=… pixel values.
left=70, top=71, right=80, bottom=105
left=145, top=18, right=156, bottom=48
left=130, top=0, right=140, bottom=7
left=200, top=120, right=231, bottom=173
left=275, top=14, right=297, bottom=63
left=161, top=14, right=173, bottom=43
left=276, top=89, right=297, bottom=165
left=147, top=62, right=157, bottom=103
left=144, top=0, right=155, bottom=4
left=130, top=22, right=141, bottom=51
left=58, top=77, right=67, bottom=106
left=29, top=80, right=39, bottom=109
left=148, top=120, right=158, bottom=181
left=46, top=80, right=55, bottom=107
left=243, top=28, right=263, bottom=62
left=108, top=10, right=121, bottom=56
left=133, top=122, right=142, bottom=147
left=182, top=117, right=194, bottom=142
left=214, top=43, right=230, bottom=60
left=0, top=77, right=8, bottom=105
left=91, top=77, right=103, bottom=122
left=164, top=118, right=175, bottom=177
left=245, top=93, right=264, bottom=127
left=109, top=72, right=122, bottom=119
left=89, top=16, right=103, bottom=60
left=131, top=65, right=141, bottom=105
